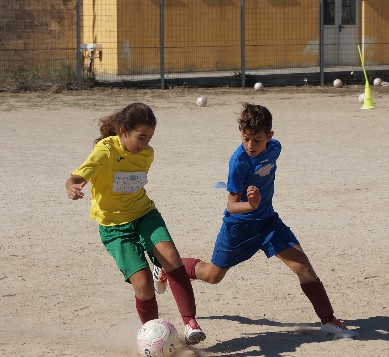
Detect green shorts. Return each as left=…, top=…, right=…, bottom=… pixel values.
left=99, top=209, right=173, bottom=282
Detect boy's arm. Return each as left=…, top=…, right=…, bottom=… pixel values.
left=65, top=175, right=87, bottom=200
left=226, top=185, right=261, bottom=214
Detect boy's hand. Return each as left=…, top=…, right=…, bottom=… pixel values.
left=247, top=185, right=260, bottom=210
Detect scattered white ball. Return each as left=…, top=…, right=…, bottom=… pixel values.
left=358, top=93, right=364, bottom=103
left=196, top=96, right=207, bottom=107
left=373, top=78, right=382, bottom=86
left=254, top=82, right=264, bottom=91
left=333, top=79, right=343, bottom=88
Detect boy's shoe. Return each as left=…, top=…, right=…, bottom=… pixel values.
left=321, top=318, right=358, bottom=339
left=153, top=265, right=168, bottom=294
left=184, top=322, right=206, bottom=345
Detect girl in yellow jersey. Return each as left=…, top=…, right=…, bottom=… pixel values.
left=65, top=103, right=205, bottom=345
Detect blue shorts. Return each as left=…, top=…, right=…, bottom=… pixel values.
left=211, top=213, right=299, bottom=269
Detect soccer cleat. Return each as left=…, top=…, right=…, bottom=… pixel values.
left=321, top=318, right=358, bottom=339
left=153, top=265, right=168, bottom=294
left=184, top=321, right=206, bottom=345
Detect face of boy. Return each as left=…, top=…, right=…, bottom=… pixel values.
left=120, top=125, right=155, bottom=154
left=241, top=130, right=274, bottom=157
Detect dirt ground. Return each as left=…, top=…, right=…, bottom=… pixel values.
left=0, top=85, right=388, bottom=357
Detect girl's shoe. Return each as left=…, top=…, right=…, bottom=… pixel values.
left=184, top=321, right=206, bottom=345
left=153, top=265, right=168, bottom=294
left=321, top=318, right=358, bottom=339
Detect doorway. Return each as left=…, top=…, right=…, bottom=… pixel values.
left=324, top=0, right=361, bottom=66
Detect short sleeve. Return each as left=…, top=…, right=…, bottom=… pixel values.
left=226, top=155, right=249, bottom=194
left=72, top=143, right=110, bottom=182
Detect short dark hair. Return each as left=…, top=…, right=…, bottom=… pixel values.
left=237, top=103, right=272, bottom=134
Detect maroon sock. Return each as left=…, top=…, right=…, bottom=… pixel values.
left=135, top=295, right=159, bottom=324
left=181, top=258, right=201, bottom=280
left=166, top=265, right=196, bottom=325
left=300, top=278, right=334, bottom=324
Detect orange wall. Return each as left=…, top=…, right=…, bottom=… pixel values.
left=363, top=0, right=389, bottom=64
left=82, top=0, right=387, bottom=75
left=82, top=0, right=118, bottom=74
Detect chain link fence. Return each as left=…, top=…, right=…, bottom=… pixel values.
left=1, top=0, right=388, bottom=90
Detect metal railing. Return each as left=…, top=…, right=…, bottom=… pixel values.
left=0, top=0, right=388, bottom=90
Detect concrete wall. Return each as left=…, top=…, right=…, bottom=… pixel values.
left=0, top=0, right=77, bottom=64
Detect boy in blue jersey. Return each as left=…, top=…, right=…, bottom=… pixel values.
left=154, top=103, right=357, bottom=339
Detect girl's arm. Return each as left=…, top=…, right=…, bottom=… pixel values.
left=65, top=175, right=87, bottom=200
left=226, top=185, right=261, bottom=214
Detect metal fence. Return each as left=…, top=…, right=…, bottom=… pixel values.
left=0, top=0, right=388, bottom=90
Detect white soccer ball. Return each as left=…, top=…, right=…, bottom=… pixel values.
left=333, top=79, right=342, bottom=88
left=137, top=319, right=179, bottom=357
left=358, top=93, right=364, bottom=103
left=196, top=96, right=207, bottom=107
left=254, top=82, right=264, bottom=90
left=373, top=78, right=382, bottom=86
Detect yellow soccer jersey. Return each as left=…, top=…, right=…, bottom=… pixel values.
left=72, top=136, right=155, bottom=226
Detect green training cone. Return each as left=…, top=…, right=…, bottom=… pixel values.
left=361, top=82, right=375, bottom=109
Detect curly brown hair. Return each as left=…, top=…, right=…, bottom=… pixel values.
left=94, top=103, right=156, bottom=144
left=237, top=103, right=272, bottom=134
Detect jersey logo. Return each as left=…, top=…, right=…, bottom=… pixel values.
left=117, top=157, right=125, bottom=162
left=254, top=163, right=274, bottom=177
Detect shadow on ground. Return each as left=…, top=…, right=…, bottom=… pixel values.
left=194, top=315, right=389, bottom=357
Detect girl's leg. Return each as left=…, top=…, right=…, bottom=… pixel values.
left=153, top=242, right=206, bottom=344
left=129, top=268, right=159, bottom=324
left=276, top=244, right=334, bottom=323
left=153, top=242, right=196, bottom=324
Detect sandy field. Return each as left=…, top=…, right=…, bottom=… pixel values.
left=0, top=85, right=388, bottom=357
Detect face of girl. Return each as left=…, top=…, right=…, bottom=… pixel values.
left=120, top=125, right=155, bottom=154
left=241, top=130, right=274, bottom=157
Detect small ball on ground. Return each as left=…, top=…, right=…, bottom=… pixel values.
left=358, top=93, right=364, bottom=103
left=196, top=96, right=207, bottom=107
left=333, top=79, right=342, bottom=88
left=254, top=82, right=264, bottom=91
left=373, top=78, right=382, bottom=86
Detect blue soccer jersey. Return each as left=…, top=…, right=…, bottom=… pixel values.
left=226, top=139, right=281, bottom=220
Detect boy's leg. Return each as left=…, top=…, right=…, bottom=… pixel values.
left=276, top=244, right=318, bottom=284
left=277, top=245, right=357, bottom=338
left=276, top=245, right=334, bottom=322
left=182, top=258, right=229, bottom=284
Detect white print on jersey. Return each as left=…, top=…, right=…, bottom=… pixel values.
left=254, top=163, right=274, bottom=177
left=113, top=171, right=148, bottom=192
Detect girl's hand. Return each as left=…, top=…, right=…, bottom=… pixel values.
left=66, top=176, right=86, bottom=200
left=67, top=183, right=85, bottom=200
left=247, top=185, right=260, bottom=210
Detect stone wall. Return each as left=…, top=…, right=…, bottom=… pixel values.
left=0, top=0, right=77, bottom=64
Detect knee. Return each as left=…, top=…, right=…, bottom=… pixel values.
left=293, top=264, right=311, bottom=276
left=292, top=262, right=317, bottom=281
left=205, top=273, right=224, bottom=285
left=134, top=282, right=154, bottom=300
